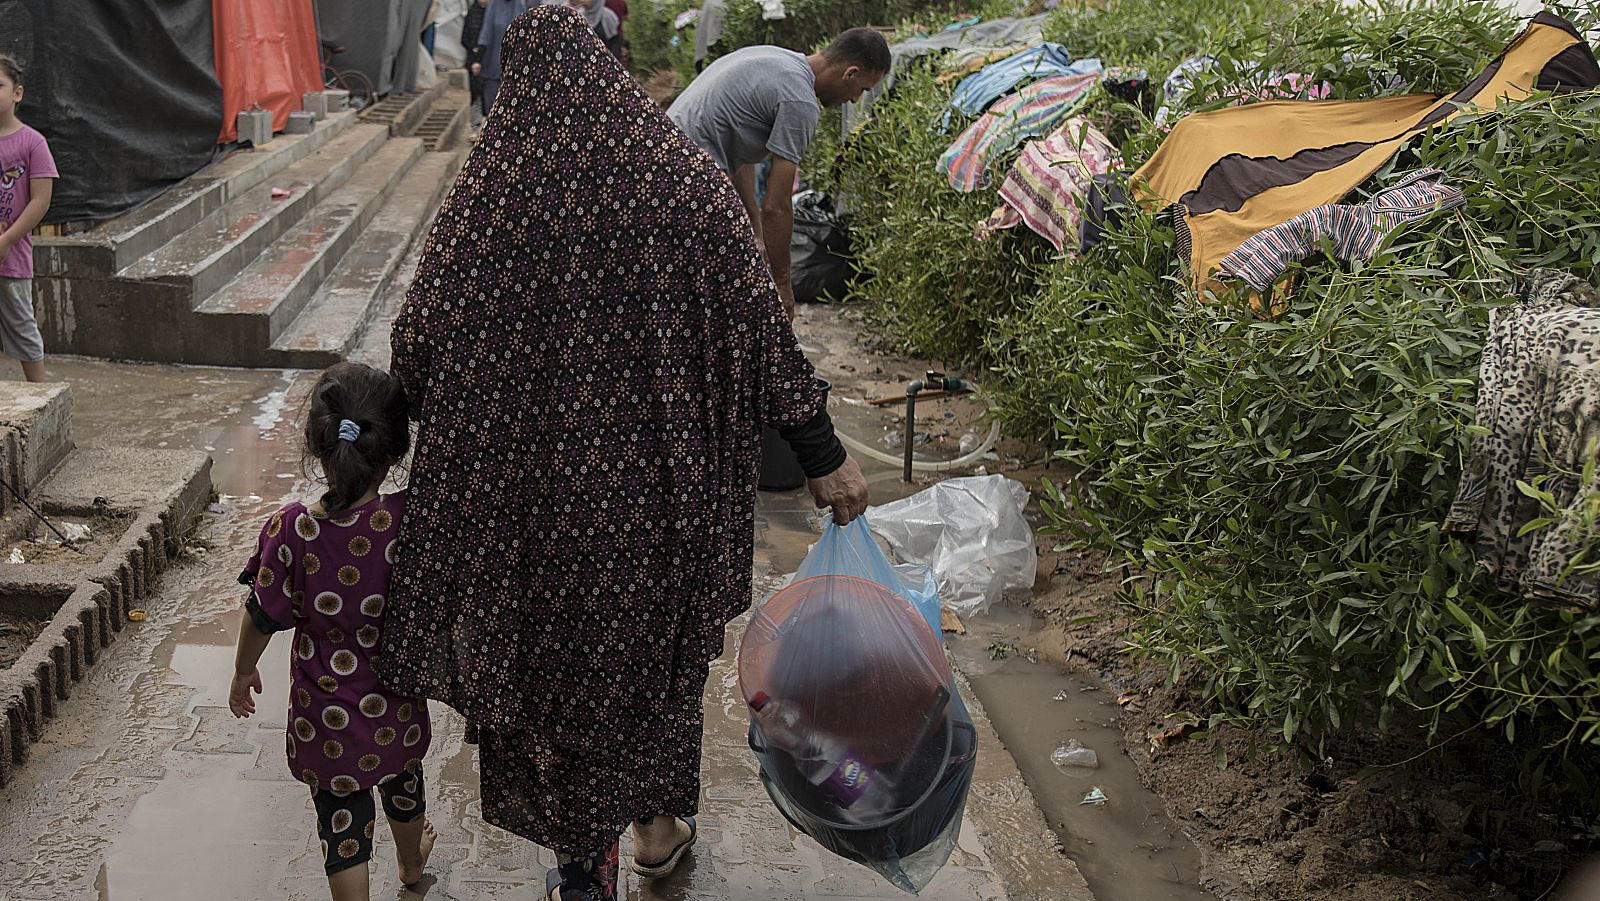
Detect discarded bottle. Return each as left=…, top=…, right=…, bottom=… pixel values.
left=750, top=691, right=897, bottom=816
left=1051, top=738, right=1100, bottom=775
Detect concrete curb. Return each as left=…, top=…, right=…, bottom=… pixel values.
left=0, top=451, right=213, bottom=788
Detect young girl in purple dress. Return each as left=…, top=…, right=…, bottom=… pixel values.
left=228, top=362, right=436, bottom=900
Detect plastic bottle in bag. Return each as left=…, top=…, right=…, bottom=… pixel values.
left=751, top=691, right=898, bottom=815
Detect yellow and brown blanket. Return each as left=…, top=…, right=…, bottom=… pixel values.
left=1134, top=12, right=1600, bottom=293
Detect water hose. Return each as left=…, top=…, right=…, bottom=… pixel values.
left=832, top=372, right=1003, bottom=480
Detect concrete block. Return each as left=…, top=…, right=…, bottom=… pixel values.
left=237, top=108, right=274, bottom=146
left=301, top=91, right=328, bottom=120
left=324, top=89, right=351, bottom=112
left=0, top=383, right=71, bottom=494
left=285, top=111, right=316, bottom=135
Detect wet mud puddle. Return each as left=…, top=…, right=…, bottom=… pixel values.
left=949, top=605, right=1216, bottom=901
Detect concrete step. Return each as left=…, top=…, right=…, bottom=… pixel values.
left=412, top=100, right=470, bottom=152
left=116, top=124, right=391, bottom=305
left=267, top=150, right=461, bottom=368
left=35, top=112, right=360, bottom=278
left=190, top=139, right=426, bottom=364
left=362, top=78, right=449, bottom=137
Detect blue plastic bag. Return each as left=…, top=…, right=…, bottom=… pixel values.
left=791, top=516, right=942, bottom=640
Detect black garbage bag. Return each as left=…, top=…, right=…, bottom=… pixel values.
left=791, top=189, right=855, bottom=303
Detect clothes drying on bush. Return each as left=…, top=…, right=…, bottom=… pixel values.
left=1216, top=168, right=1465, bottom=292
left=1077, top=169, right=1131, bottom=255
left=1133, top=12, right=1600, bottom=293
left=943, top=43, right=1101, bottom=125
left=840, top=14, right=1052, bottom=135
left=1153, top=54, right=1331, bottom=127
left=1445, top=270, right=1600, bottom=611
left=938, top=70, right=1104, bottom=192
left=935, top=45, right=1030, bottom=84
left=979, top=117, right=1120, bottom=254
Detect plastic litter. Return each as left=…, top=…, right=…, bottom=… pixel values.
left=741, top=521, right=977, bottom=894
left=790, top=189, right=854, bottom=304
left=270, top=186, right=291, bottom=200
left=867, top=475, right=1036, bottom=616
left=7, top=548, right=22, bottom=564
left=1050, top=739, right=1099, bottom=774
left=1080, top=787, right=1109, bottom=806
left=127, top=609, right=147, bottom=622
left=59, top=522, right=91, bottom=543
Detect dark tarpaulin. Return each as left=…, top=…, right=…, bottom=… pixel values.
left=0, top=0, right=222, bottom=223
left=315, top=0, right=432, bottom=97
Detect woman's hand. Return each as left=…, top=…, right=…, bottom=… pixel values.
left=229, top=668, right=263, bottom=718
left=808, top=455, right=869, bottom=525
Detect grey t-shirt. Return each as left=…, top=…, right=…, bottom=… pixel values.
left=668, top=45, right=820, bottom=172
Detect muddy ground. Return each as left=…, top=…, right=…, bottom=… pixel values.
left=793, top=301, right=1592, bottom=901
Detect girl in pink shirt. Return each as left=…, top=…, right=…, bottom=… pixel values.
left=0, top=54, right=57, bottom=382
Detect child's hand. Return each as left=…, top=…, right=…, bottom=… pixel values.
left=229, top=668, right=263, bottom=718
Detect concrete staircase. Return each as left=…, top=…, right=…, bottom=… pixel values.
left=32, top=96, right=466, bottom=369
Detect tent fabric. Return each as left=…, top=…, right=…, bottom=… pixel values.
left=214, top=0, right=322, bottom=144
left=0, top=0, right=222, bottom=223
left=316, top=0, right=434, bottom=96
left=1133, top=12, right=1600, bottom=292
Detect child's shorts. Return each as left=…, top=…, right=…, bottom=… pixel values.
left=312, top=772, right=427, bottom=875
left=0, top=278, right=44, bottom=364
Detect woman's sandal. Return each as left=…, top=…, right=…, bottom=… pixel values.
left=630, top=815, right=697, bottom=879
left=545, top=868, right=609, bottom=901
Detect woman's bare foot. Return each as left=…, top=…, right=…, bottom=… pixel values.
left=631, top=816, right=694, bottom=872
left=397, top=819, right=437, bottom=886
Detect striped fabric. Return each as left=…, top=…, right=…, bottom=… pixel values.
left=938, top=71, right=1103, bottom=193
left=980, top=117, right=1119, bottom=253
left=1217, top=168, right=1465, bottom=292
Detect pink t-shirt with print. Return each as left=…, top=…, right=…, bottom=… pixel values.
left=0, top=125, right=59, bottom=279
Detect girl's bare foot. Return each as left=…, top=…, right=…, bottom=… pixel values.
left=397, top=819, right=437, bottom=886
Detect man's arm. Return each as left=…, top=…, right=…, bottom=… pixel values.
left=730, top=164, right=764, bottom=250
left=0, top=178, right=52, bottom=258
left=761, top=156, right=798, bottom=320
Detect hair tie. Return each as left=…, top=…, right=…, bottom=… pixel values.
left=338, top=419, right=361, bottom=443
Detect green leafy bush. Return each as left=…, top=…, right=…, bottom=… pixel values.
left=1025, top=87, right=1600, bottom=775
left=827, top=0, right=1600, bottom=798
left=629, top=0, right=702, bottom=81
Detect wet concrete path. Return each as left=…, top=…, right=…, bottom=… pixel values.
left=0, top=310, right=1088, bottom=899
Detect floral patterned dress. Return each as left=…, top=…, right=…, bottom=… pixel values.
left=244, top=491, right=432, bottom=791
left=380, top=7, right=823, bottom=854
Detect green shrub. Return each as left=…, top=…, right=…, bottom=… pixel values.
left=1028, top=88, right=1600, bottom=770
left=816, top=67, right=1056, bottom=362
left=630, top=0, right=702, bottom=82
left=828, top=0, right=1600, bottom=799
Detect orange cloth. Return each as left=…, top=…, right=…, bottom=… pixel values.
left=214, top=0, right=324, bottom=144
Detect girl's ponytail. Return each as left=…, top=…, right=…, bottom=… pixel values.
left=303, top=364, right=410, bottom=515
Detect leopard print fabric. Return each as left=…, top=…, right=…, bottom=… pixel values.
left=1445, top=269, right=1600, bottom=609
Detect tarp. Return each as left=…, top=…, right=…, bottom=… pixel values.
left=0, top=0, right=223, bottom=222
left=316, top=0, right=433, bottom=96
left=214, top=0, right=323, bottom=144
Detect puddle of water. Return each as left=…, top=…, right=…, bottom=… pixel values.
left=950, top=605, right=1216, bottom=901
